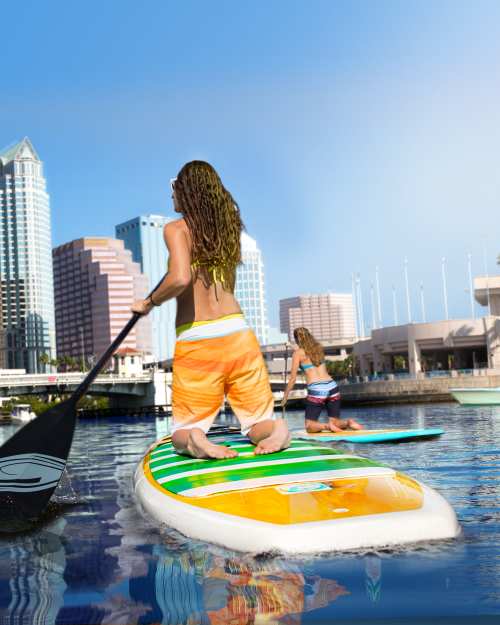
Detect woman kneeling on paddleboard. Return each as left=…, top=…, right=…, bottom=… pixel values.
left=282, top=327, right=362, bottom=434
left=132, top=161, right=290, bottom=459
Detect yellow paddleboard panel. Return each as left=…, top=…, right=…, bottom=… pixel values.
left=144, top=457, right=423, bottom=525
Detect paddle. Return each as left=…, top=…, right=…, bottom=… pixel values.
left=0, top=277, right=165, bottom=529
left=282, top=342, right=289, bottom=418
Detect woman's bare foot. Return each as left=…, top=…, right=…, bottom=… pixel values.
left=328, top=419, right=344, bottom=432
left=347, top=419, right=363, bottom=430
left=186, top=429, right=238, bottom=459
left=254, top=419, right=291, bottom=455
left=305, top=419, right=328, bottom=434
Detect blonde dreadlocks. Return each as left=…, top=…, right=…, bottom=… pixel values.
left=174, top=161, right=244, bottom=291
left=293, top=327, right=325, bottom=366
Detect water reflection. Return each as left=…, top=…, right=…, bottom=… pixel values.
left=101, top=541, right=351, bottom=625
left=0, top=404, right=498, bottom=623
left=0, top=518, right=67, bottom=625
left=364, top=553, right=382, bottom=602
left=97, top=423, right=351, bottom=624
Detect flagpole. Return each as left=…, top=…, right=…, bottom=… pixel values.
left=392, top=285, right=398, bottom=326
left=375, top=266, right=382, bottom=328
left=352, top=272, right=359, bottom=339
left=467, top=252, right=475, bottom=319
left=404, top=257, right=412, bottom=323
left=357, top=273, right=366, bottom=337
left=370, top=282, right=377, bottom=330
left=483, top=247, right=491, bottom=316
left=420, top=282, right=426, bottom=322
left=441, top=256, right=449, bottom=320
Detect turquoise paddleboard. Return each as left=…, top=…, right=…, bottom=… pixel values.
left=293, top=428, right=444, bottom=443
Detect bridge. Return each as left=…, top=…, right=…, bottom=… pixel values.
left=0, top=371, right=306, bottom=410
left=0, top=371, right=170, bottom=409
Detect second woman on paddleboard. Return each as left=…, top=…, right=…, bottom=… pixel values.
left=282, top=327, right=362, bottom=433
left=132, top=161, right=290, bottom=459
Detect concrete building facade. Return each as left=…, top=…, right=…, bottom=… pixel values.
left=0, top=138, right=56, bottom=372
left=115, top=214, right=176, bottom=361
left=353, top=318, right=493, bottom=376
left=280, top=293, right=356, bottom=342
left=353, top=274, right=500, bottom=376
left=52, top=238, right=152, bottom=366
left=234, top=232, right=269, bottom=344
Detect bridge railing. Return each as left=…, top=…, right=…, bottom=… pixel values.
left=0, top=372, right=154, bottom=387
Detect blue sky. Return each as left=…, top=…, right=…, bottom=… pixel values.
left=2, top=0, right=500, bottom=328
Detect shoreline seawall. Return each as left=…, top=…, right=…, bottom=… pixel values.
left=337, top=374, right=500, bottom=406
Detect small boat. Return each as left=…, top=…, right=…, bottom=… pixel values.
left=293, top=428, right=444, bottom=443
left=450, top=387, right=500, bottom=406
left=10, top=404, right=37, bottom=423
left=134, top=431, right=459, bottom=554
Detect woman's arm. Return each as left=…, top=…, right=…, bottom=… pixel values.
left=131, top=221, right=192, bottom=315
left=282, top=349, right=301, bottom=404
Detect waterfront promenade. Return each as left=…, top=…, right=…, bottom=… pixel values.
left=339, top=371, right=500, bottom=405
left=2, top=369, right=499, bottom=410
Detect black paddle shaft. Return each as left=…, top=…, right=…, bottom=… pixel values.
left=0, top=276, right=166, bottom=527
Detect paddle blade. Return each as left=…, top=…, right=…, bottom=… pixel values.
left=0, top=398, right=77, bottom=526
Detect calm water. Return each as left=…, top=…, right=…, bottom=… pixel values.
left=0, top=403, right=499, bottom=625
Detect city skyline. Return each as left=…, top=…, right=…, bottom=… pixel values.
left=3, top=3, right=500, bottom=330
left=1, top=133, right=496, bottom=356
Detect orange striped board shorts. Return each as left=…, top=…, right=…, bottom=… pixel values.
left=171, top=314, right=274, bottom=435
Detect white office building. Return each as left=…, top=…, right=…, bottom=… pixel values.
left=0, top=138, right=56, bottom=372
left=235, top=232, right=269, bottom=344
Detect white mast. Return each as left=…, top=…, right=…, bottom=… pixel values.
left=404, top=257, right=412, bottom=323
left=375, top=266, right=382, bottom=327
left=356, top=273, right=365, bottom=337
left=392, top=285, right=398, bottom=326
left=467, top=252, right=475, bottom=319
left=352, top=272, right=359, bottom=339
left=420, top=282, right=426, bottom=323
left=441, top=256, right=449, bottom=320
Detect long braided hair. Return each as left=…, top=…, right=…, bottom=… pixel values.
left=174, top=161, right=244, bottom=291
left=293, top=327, right=325, bottom=366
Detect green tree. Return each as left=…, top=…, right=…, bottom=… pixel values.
left=326, top=355, right=353, bottom=379
left=393, top=355, right=406, bottom=370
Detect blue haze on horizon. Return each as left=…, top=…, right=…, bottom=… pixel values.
left=2, top=0, right=500, bottom=329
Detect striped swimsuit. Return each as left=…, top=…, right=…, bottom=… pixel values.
left=305, top=378, right=341, bottom=421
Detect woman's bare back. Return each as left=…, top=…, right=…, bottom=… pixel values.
left=174, top=219, right=242, bottom=328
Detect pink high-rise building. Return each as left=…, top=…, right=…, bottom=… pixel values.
left=52, top=238, right=152, bottom=364
left=280, top=293, right=356, bottom=342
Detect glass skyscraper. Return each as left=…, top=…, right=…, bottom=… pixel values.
left=235, top=232, right=269, bottom=344
left=115, top=214, right=176, bottom=361
left=0, top=138, right=56, bottom=372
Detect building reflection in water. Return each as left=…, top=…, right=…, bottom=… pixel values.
left=0, top=518, right=67, bottom=625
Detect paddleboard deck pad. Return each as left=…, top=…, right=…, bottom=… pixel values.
left=134, top=433, right=459, bottom=554
left=292, top=428, right=444, bottom=443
